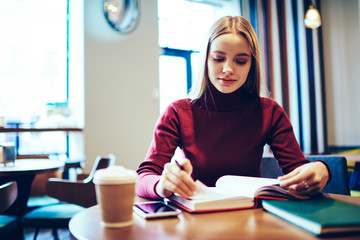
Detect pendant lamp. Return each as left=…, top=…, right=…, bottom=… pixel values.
left=304, top=5, right=322, bottom=29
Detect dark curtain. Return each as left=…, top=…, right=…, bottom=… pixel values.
left=240, top=0, right=327, bottom=154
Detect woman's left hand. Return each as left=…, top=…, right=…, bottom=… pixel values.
left=278, top=161, right=329, bottom=196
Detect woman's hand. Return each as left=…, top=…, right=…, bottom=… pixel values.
left=155, top=158, right=197, bottom=198
left=278, top=161, right=329, bottom=196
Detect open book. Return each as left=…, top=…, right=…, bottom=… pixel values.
left=168, top=175, right=309, bottom=213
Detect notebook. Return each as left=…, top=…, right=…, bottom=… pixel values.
left=262, top=197, right=360, bottom=236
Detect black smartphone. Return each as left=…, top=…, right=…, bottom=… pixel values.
left=133, top=201, right=181, bottom=219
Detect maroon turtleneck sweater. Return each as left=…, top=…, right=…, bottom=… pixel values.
left=136, top=84, right=310, bottom=199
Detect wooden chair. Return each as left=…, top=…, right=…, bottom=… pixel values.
left=45, top=154, right=116, bottom=207
left=22, top=154, right=116, bottom=240
left=17, top=155, right=85, bottom=210
left=0, top=181, right=22, bottom=240
left=261, top=155, right=350, bottom=195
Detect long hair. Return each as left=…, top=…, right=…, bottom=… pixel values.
left=188, top=16, right=262, bottom=99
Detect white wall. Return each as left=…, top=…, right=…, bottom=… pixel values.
left=84, top=0, right=160, bottom=171
left=82, top=0, right=360, bottom=172
left=321, top=0, right=360, bottom=146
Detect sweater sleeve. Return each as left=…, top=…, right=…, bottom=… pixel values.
left=266, top=100, right=332, bottom=183
left=266, top=100, right=310, bottom=173
left=136, top=103, right=181, bottom=199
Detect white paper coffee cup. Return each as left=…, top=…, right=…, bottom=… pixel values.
left=93, top=166, right=137, bottom=228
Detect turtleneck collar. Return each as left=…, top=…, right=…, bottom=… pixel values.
left=196, top=82, right=255, bottom=112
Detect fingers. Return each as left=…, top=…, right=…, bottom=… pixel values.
left=282, top=178, right=317, bottom=197
left=278, top=162, right=329, bottom=196
left=287, top=180, right=321, bottom=196
left=287, top=180, right=312, bottom=192
left=165, top=163, right=196, bottom=196
left=178, top=158, right=193, bottom=175
left=277, top=168, right=299, bottom=181
left=156, top=159, right=197, bottom=199
left=278, top=170, right=304, bottom=188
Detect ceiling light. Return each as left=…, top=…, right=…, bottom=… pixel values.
left=304, top=5, right=322, bottom=29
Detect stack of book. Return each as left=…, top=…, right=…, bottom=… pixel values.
left=168, top=175, right=360, bottom=236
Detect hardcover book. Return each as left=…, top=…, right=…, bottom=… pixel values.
left=168, top=175, right=309, bottom=213
left=262, top=198, right=360, bottom=235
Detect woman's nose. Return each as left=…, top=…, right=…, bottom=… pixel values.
left=222, top=64, right=234, bottom=75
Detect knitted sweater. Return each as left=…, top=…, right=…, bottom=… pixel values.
left=136, top=84, right=310, bottom=199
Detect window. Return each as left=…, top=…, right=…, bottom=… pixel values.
left=157, top=0, right=240, bottom=112
left=157, top=0, right=240, bottom=158
left=0, top=0, right=84, bottom=160
left=0, top=0, right=68, bottom=123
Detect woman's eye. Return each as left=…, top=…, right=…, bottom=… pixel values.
left=213, top=57, right=224, bottom=62
left=236, top=60, right=247, bottom=65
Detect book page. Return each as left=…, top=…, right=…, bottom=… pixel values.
left=215, top=175, right=280, bottom=198
left=187, top=180, right=243, bottom=201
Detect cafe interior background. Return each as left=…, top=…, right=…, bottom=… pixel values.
left=0, top=0, right=359, bottom=177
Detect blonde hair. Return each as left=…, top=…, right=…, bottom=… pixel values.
left=188, top=16, right=262, bottom=99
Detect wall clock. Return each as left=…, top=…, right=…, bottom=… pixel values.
left=102, top=0, right=140, bottom=33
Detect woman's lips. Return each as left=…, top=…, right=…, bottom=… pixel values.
left=219, top=78, right=236, bottom=85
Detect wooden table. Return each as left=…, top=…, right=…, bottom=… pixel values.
left=0, top=159, right=64, bottom=216
left=69, top=194, right=360, bottom=240
left=0, top=159, right=64, bottom=177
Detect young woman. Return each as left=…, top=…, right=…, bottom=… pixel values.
left=136, top=16, right=330, bottom=199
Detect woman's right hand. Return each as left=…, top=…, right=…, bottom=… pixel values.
left=155, top=158, right=197, bottom=198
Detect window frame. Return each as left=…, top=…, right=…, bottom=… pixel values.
left=161, top=47, right=198, bottom=93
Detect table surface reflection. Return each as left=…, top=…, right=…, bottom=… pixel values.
left=0, top=159, right=64, bottom=176
left=69, top=194, right=360, bottom=240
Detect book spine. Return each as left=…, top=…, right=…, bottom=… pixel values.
left=169, top=201, right=256, bottom=213
left=255, top=196, right=290, bottom=207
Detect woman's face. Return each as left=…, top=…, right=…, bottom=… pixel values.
left=207, top=33, right=252, bottom=94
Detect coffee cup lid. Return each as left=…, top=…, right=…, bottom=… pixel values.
left=93, top=166, right=137, bottom=184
